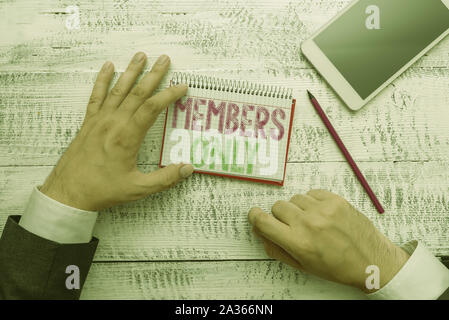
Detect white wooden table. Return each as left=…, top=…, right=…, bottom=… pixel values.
left=1, top=0, right=448, bottom=299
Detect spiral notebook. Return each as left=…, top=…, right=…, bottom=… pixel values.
left=159, top=73, right=296, bottom=186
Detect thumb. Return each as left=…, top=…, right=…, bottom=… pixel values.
left=253, top=228, right=303, bottom=271
left=141, top=163, right=194, bottom=194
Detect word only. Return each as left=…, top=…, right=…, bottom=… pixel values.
left=166, top=97, right=290, bottom=176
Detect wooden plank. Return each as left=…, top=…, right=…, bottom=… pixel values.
left=1, top=67, right=448, bottom=166
left=1, top=0, right=448, bottom=72
left=81, top=260, right=367, bottom=299
left=1, top=161, right=448, bottom=260
left=2, top=0, right=448, bottom=301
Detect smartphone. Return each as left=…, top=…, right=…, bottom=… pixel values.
left=301, top=0, right=449, bottom=110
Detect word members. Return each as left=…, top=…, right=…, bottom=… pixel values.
left=167, top=97, right=289, bottom=177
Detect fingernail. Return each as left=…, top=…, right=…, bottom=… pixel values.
left=248, top=208, right=259, bottom=224
left=175, top=83, right=188, bottom=90
left=102, top=61, right=112, bottom=71
left=133, top=52, right=146, bottom=63
left=156, top=54, right=169, bottom=65
left=179, top=164, right=194, bottom=178
left=248, top=210, right=254, bottom=224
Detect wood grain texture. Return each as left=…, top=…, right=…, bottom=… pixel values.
left=1, top=67, right=449, bottom=166
left=0, top=0, right=448, bottom=73
left=1, top=161, right=448, bottom=260
left=80, top=261, right=367, bottom=299
left=1, top=0, right=449, bottom=299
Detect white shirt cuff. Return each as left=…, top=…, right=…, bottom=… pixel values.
left=367, top=240, right=449, bottom=300
left=19, top=186, right=98, bottom=244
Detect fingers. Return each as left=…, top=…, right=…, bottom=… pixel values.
left=253, top=228, right=303, bottom=269
left=289, top=194, right=318, bottom=211
left=139, top=163, right=194, bottom=194
left=248, top=207, right=292, bottom=249
left=131, top=84, right=188, bottom=138
left=271, top=200, right=303, bottom=225
left=85, top=61, right=115, bottom=117
left=307, top=189, right=335, bottom=201
left=102, top=52, right=147, bottom=112
left=259, top=234, right=304, bottom=270
left=119, top=54, right=171, bottom=115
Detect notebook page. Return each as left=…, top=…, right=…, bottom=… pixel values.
left=160, top=75, right=294, bottom=184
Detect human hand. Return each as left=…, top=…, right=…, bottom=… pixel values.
left=248, top=190, right=410, bottom=292
left=40, top=52, right=194, bottom=211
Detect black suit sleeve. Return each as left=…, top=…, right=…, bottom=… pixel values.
left=1, top=214, right=449, bottom=300
left=0, top=215, right=98, bottom=300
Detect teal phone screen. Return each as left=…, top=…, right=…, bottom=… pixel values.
left=314, top=0, right=449, bottom=99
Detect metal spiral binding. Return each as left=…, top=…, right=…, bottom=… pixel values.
left=171, top=72, right=293, bottom=100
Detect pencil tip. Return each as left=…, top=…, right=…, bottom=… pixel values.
left=307, top=90, right=314, bottom=100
